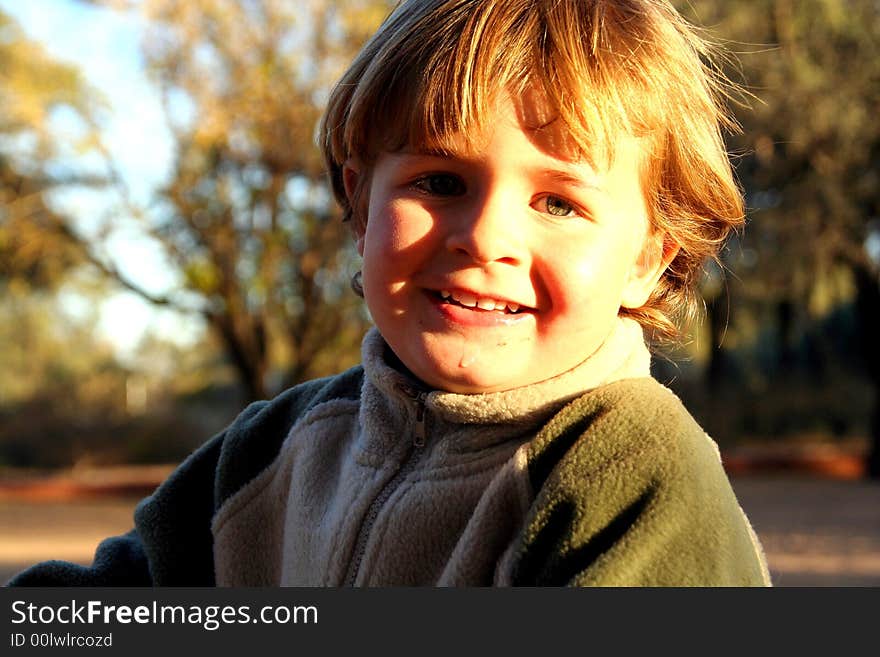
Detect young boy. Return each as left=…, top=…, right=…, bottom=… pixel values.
left=10, top=0, right=770, bottom=586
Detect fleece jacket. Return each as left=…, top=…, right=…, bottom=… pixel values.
left=8, top=321, right=770, bottom=587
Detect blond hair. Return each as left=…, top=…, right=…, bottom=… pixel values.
left=320, top=0, right=745, bottom=340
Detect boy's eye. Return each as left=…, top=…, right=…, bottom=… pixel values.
left=542, top=195, right=576, bottom=217
left=412, top=174, right=465, bottom=197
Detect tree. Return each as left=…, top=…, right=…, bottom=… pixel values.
left=679, top=0, right=880, bottom=476
left=67, top=0, right=394, bottom=401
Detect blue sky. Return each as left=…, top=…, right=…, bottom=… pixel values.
left=1, top=0, right=202, bottom=357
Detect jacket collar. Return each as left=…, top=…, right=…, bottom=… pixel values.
left=362, top=317, right=651, bottom=428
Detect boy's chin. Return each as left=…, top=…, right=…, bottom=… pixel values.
left=414, top=359, right=528, bottom=395
left=397, top=334, right=548, bottom=394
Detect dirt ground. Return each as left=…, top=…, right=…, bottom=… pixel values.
left=730, top=475, right=880, bottom=586
left=1, top=474, right=878, bottom=586
left=0, top=496, right=142, bottom=585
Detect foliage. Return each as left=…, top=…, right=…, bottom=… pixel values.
left=0, top=10, right=95, bottom=155
left=0, top=9, right=102, bottom=292
left=692, top=0, right=878, bottom=303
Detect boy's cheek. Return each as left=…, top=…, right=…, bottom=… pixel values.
left=373, top=203, right=441, bottom=251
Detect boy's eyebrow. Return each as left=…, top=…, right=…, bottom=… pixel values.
left=401, top=146, right=461, bottom=158
left=399, top=148, right=605, bottom=192
left=539, top=167, right=604, bottom=192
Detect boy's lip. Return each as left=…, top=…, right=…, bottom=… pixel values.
left=423, top=288, right=536, bottom=329
left=423, top=286, right=537, bottom=315
left=424, top=289, right=534, bottom=327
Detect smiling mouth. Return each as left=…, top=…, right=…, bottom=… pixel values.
left=433, top=289, right=530, bottom=314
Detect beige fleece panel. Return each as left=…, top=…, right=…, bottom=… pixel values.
left=212, top=401, right=366, bottom=585
left=211, top=446, right=291, bottom=585
left=438, top=444, right=534, bottom=586
left=351, top=430, right=533, bottom=585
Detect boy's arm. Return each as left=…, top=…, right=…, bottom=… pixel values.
left=7, top=365, right=365, bottom=587
left=510, top=378, right=771, bottom=587
left=6, top=530, right=152, bottom=586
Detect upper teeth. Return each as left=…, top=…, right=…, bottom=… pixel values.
left=440, top=290, right=520, bottom=313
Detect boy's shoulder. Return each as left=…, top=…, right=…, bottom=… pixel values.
left=514, top=377, right=769, bottom=585
left=214, top=364, right=365, bottom=503
left=147, top=364, right=365, bottom=514
left=527, top=376, right=717, bottom=485
left=227, top=363, right=365, bottom=436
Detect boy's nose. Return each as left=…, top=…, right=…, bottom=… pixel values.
left=444, top=192, right=523, bottom=265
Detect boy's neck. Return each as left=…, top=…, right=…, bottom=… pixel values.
left=366, top=317, right=651, bottom=424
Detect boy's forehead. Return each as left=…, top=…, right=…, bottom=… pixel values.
left=401, top=90, right=607, bottom=168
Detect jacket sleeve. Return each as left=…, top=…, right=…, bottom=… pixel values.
left=510, top=378, right=771, bottom=587
left=5, top=530, right=152, bottom=586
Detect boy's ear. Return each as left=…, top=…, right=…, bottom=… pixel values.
left=342, top=160, right=366, bottom=254
left=621, top=232, right=680, bottom=309
left=342, top=160, right=360, bottom=203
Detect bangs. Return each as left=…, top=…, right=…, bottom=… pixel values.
left=341, top=0, right=657, bottom=168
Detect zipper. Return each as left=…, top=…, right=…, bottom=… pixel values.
left=342, top=386, right=429, bottom=586
left=410, top=388, right=428, bottom=447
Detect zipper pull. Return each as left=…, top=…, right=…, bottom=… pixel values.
left=402, top=386, right=429, bottom=447
left=413, top=394, right=427, bottom=447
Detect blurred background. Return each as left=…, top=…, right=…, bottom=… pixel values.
left=0, top=0, right=877, bottom=586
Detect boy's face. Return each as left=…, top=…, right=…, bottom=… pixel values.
left=348, top=93, right=670, bottom=394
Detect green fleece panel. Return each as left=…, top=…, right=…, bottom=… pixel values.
left=513, top=378, right=769, bottom=586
